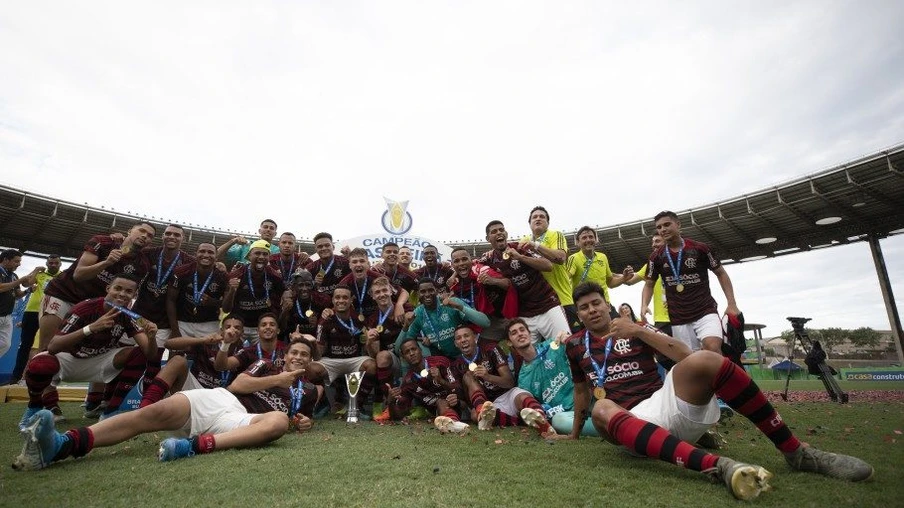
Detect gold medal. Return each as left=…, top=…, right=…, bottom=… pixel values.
left=549, top=341, right=559, bottom=350
left=121, top=245, right=131, bottom=254
left=468, top=362, right=477, bottom=372
left=593, top=386, right=606, bottom=400
left=357, top=314, right=365, bottom=323
left=676, top=283, right=685, bottom=293
left=305, top=309, right=314, bottom=318
left=502, top=253, right=510, bottom=260
left=420, top=369, right=429, bottom=378
left=376, top=325, right=384, bottom=333
left=192, top=306, right=198, bottom=316
left=317, top=270, right=326, bottom=278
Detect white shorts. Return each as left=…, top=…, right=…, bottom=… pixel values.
left=493, top=387, right=531, bottom=418
left=316, top=356, right=370, bottom=384
left=41, top=295, right=73, bottom=318
left=522, top=306, right=570, bottom=344
left=52, top=348, right=131, bottom=385
left=178, top=387, right=255, bottom=438
left=181, top=371, right=204, bottom=391
left=178, top=321, right=221, bottom=338
left=629, top=369, right=720, bottom=443
left=242, top=326, right=260, bottom=345
left=671, top=313, right=722, bottom=352
left=0, top=315, right=12, bottom=357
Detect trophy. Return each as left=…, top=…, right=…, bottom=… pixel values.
left=345, top=371, right=364, bottom=423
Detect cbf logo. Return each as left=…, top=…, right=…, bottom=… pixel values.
left=381, top=197, right=413, bottom=235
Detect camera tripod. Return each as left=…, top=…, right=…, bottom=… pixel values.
left=781, top=317, right=848, bottom=404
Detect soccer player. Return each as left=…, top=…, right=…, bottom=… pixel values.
left=507, top=319, right=597, bottom=436
left=13, top=336, right=320, bottom=470
left=305, top=232, right=351, bottom=296
left=633, top=232, right=671, bottom=336
left=339, top=248, right=408, bottom=319
left=223, top=240, right=286, bottom=343
left=375, top=242, right=418, bottom=295
left=11, top=254, right=61, bottom=383
left=19, top=274, right=156, bottom=427
left=217, top=218, right=280, bottom=269
left=565, top=226, right=634, bottom=321
left=566, top=281, right=872, bottom=500
left=39, top=222, right=155, bottom=351
left=642, top=211, right=740, bottom=354
left=314, top=286, right=377, bottom=411
left=446, top=247, right=515, bottom=342
left=413, top=245, right=453, bottom=288
left=452, top=325, right=557, bottom=437
left=398, top=246, right=413, bottom=270
left=1, top=249, right=43, bottom=358
left=387, top=338, right=469, bottom=435
left=519, top=206, right=578, bottom=330
left=396, top=278, right=490, bottom=358
left=214, top=313, right=288, bottom=374
left=167, top=242, right=228, bottom=339
left=481, top=220, right=569, bottom=343
left=363, top=277, right=403, bottom=420
left=270, top=232, right=307, bottom=285
left=278, top=270, right=331, bottom=340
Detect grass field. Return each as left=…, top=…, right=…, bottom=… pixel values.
left=1, top=395, right=902, bottom=508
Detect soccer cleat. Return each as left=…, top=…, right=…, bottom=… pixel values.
left=477, top=401, right=497, bottom=431
left=373, top=407, right=391, bottom=423
left=520, top=407, right=551, bottom=433
left=17, top=406, right=41, bottom=431
left=12, top=410, right=65, bottom=471
left=784, top=445, right=874, bottom=482
left=705, top=457, right=772, bottom=501
left=434, top=416, right=470, bottom=435
left=49, top=406, right=66, bottom=424
left=158, top=438, right=195, bottom=462
left=407, top=406, right=430, bottom=421
left=83, top=401, right=107, bottom=420
left=371, top=402, right=384, bottom=419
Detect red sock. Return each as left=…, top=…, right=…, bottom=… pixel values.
left=443, top=410, right=459, bottom=422
left=56, top=427, right=94, bottom=461
left=139, top=378, right=171, bottom=408
left=520, top=396, right=550, bottom=433
left=469, top=389, right=488, bottom=412
left=191, top=433, right=216, bottom=454
left=711, top=357, right=801, bottom=453
left=497, top=412, right=519, bottom=427
left=84, top=390, right=104, bottom=407
left=607, top=411, right=719, bottom=471
left=105, top=347, right=147, bottom=413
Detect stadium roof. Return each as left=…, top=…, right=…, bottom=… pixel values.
left=1, top=142, right=903, bottom=270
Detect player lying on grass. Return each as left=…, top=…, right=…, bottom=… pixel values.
left=566, top=282, right=873, bottom=501
left=13, top=337, right=321, bottom=470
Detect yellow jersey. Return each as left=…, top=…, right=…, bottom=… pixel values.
left=521, top=230, right=573, bottom=305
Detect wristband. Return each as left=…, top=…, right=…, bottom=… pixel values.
left=82, top=325, right=93, bottom=336
left=219, top=341, right=230, bottom=352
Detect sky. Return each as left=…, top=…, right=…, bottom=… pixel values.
left=2, top=1, right=903, bottom=341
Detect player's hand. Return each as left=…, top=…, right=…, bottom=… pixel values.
left=622, top=265, right=634, bottom=280
left=274, top=370, right=301, bottom=388
left=640, top=306, right=651, bottom=323
left=292, top=414, right=313, bottom=432
left=222, top=326, right=242, bottom=344
left=110, top=232, right=125, bottom=243
left=289, top=325, right=303, bottom=342
left=234, top=235, right=248, bottom=245
left=441, top=295, right=462, bottom=310
left=202, top=332, right=222, bottom=345
left=472, top=365, right=488, bottom=379
left=280, top=292, right=294, bottom=310
left=143, top=321, right=158, bottom=337
left=314, top=271, right=325, bottom=285
left=32, top=266, right=46, bottom=274
left=555, top=330, right=570, bottom=346
left=393, top=305, right=405, bottom=324
left=421, top=335, right=432, bottom=346
left=725, top=304, right=741, bottom=319
left=105, top=249, right=124, bottom=265
left=428, top=366, right=440, bottom=379
left=90, top=308, right=120, bottom=332
left=227, top=278, right=240, bottom=290
left=445, top=274, right=458, bottom=288
left=609, top=317, right=638, bottom=338
left=517, top=238, right=532, bottom=250
left=503, top=246, right=521, bottom=260
left=214, top=262, right=227, bottom=273
left=321, top=308, right=334, bottom=320
left=339, top=245, right=351, bottom=257
left=446, top=393, right=458, bottom=406
left=365, top=328, right=379, bottom=343
left=387, top=384, right=401, bottom=400
left=298, top=252, right=311, bottom=265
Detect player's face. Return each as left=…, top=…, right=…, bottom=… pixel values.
left=577, top=231, right=597, bottom=250
left=105, top=277, right=138, bottom=307
left=422, top=247, right=438, bottom=265
left=418, top=282, right=437, bottom=307
left=249, top=248, right=269, bottom=270
left=196, top=243, right=216, bottom=267
left=3, top=255, right=22, bottom=271
left=258, top=316, right=279, bottom=340
left=128, top=223, right=156, bottom=247
left=293, top=276, right=314, bottom=299
left=507, top=323, right=532, bottom=350
left=46, top=257, right=62, bottom=274
left=371, top=283, right=392, bottom=307
left=619, top=305, right=632, bottom=319
left=162, top=226, right=184, bottom=250
left=314, top=238, right=334, bottom=259
left=401, top=340, right=423, bottom=366
left=399, top=247, right=412, bottom=266
left=576, top=292, right=611, bottom=332
left=654, top=217, right=680, bottom=243
left=454, top=328, right=477, bottom=355
left=530, top=210, right=549, bottom=232
left=333, top=288, right=351, bottom=313
left=284, top=342, right=312, bottom=371
left=451, top=250, right=471, bottom=277
left=349, top=255, right=369, bottom=277
left=259, top=221, right=277, bottom=241
left=278, top=235, right=296, bottom=255
left=221, top=318, right=244, bottom=336
left=651, top=235, right=664, bottom=250
left=486, top=223, right=508, bottom=249
left=382, top=246, right=399, bottom=267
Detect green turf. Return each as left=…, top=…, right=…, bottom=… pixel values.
left=1, top=401, right=901, bottom=507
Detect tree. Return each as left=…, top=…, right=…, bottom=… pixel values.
left=848, top=327, right=881, bottom=350
left=817, top=327, right=848, bottom=355
left=781, top=328, right=823, bottom=356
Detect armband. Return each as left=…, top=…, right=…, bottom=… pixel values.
left=82, top=326, right=93, bottom=336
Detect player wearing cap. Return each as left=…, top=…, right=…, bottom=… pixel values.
left=218, top=218, right=280, bottom=270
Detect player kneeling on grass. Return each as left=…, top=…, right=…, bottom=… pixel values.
left=13, top=337, right=322, bottom=470
left=451, top=324, right=561, bottom=438
left=566, top=282, right=873, bottom=501
left=387, top=338, right=469, bottom=435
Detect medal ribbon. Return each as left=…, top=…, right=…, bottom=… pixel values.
left=414, top=359, right=430, bottom=379
left=257, top=343, right=277, bottom=362
left=290, top=380, right=304, bottom=415
left=457, top=280, right=474, bottom=307
left=377, top=306, right=392, bottom=328
left=193, top=269, right=215, bottom=307
left=319, top=256, right=335, bottom=275
left=584, top=331, right=613, bottom=388
left=336, top=315, right=360, bottom=336
left=422, top=307, right=440, bottom=341
left=246, top=267, right=270, bottom=302
left=295, top=300, right=312, bottom=320
left=663, top=239, right=685, bottom=288
left=353, top=278, right=369, bottom=310
left=156, top=250, right=181, bottom=287
left=281, top=256, right=295, bottom=284
left=461, top=349, right=479, bottom=365
left=104, top=301, right=143, bottom=321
